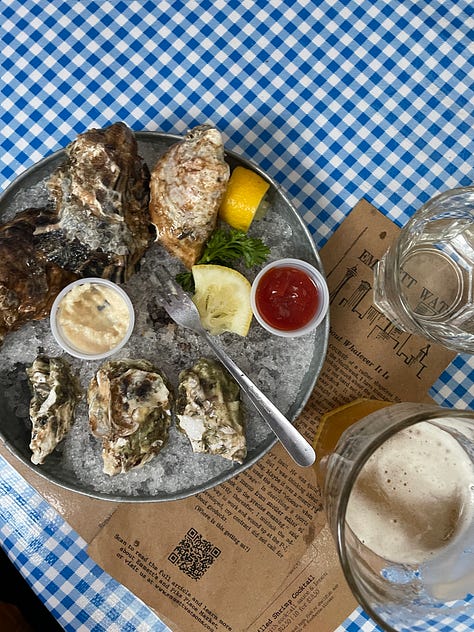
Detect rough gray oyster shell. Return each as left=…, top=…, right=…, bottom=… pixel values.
left=88, top=359, right=173, bottom=476
left=43, top=121, right=152, bottom=281
left=26, top=355, right=82, bottom=465
left=176, top=357, right=246, bottom=463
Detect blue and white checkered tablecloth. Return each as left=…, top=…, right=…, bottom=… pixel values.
left=0, top=0, right=473, bottom=630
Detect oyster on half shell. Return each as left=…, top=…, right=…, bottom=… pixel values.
left=149, top=124, right=230, bottom=268
left=26, top=355, right=82, bottom=465
left=176, top=357, right=246, bottom=463
left=88, top=359, right=173, bottom=476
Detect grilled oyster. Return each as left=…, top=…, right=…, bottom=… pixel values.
left=88, top=359, right=173, bottom=476
left=26, top=355, right=82, bottom=465
left=0, top=123, right=151, bottom=347
left=149, top=124, right=230, bottom=268
left=176, top=357, right=246, bottom=463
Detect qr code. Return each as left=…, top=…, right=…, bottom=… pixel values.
left=168, top=528, right=221, bottom=581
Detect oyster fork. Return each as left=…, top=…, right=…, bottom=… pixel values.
left=154, top=267, right=316, bottom=467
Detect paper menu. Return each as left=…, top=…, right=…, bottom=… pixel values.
left=249, top=524, right=355, bottom=632
left=87, top=199, right=456, bottom=632
left=317, top=198, right=455, bottom=408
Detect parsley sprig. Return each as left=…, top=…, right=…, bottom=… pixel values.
left=176, top=228, right=270, bottom=292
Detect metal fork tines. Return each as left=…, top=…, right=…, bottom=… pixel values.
left=154, top=271, right=206, bottom=335
left=154, top=266, right=316, bottom=467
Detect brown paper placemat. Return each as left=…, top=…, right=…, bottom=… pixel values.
left=0, top=200, right=456, bottom=631
left=86, top=200, right=455, bottom=632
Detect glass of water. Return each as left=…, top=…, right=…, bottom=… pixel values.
left=373, top=186, right=474, bottom=353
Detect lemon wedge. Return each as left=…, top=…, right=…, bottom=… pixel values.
left=219, top=166, right=270, bottom=232
left=192, top=264, right=253, bottom=336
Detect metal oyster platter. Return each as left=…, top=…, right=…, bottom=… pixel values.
left=0, top=131, right=329, bottom=502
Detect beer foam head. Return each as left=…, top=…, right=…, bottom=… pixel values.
left=346, top=420, right=474, bottom=565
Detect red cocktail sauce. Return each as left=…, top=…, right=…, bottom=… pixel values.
left=255, top=266, right=320, bottom=331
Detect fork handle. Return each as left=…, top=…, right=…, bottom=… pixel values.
left=203, top=332, right=316, bottom=467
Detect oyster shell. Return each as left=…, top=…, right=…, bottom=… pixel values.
left=26, top=355, right=82, bottom=465
left=149, top=124, right=230, bottom=268
left=43, top=121, right=152, bottom=281
left=0, top=208, right=77, bottom=344
left=176, top=357, right=246, bottom=463
left=0, top=123, right=151, bottom=346
left=88, top=359, right=173, bottom=476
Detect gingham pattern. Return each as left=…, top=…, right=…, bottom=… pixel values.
left=0, top=456, right=170, bottom=632
left=0, top=0, right=473, bottom=630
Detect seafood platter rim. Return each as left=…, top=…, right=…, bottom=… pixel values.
left=0, top=129, right=329, bottom=502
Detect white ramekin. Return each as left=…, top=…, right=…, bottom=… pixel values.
left=50, top=277, right=135, bottom=360
left=250, top=258, right=329, bottom=337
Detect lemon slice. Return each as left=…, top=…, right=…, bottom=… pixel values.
left=192, top=264, right=253, bottom=336
left=219, top=166, right=270, bottom=232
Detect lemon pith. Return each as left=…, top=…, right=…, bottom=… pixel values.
left=219, top=166, right=270, bottom=232
left=192, top=264, right=253, bottom=336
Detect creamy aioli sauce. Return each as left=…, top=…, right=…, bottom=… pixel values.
left=57, top=282, right=130, bottom=354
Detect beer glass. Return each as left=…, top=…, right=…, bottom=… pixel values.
left=315, top=400, right=474, bottom=632
left=373, top=187, right=474, bottom=353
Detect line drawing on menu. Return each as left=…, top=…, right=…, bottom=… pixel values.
left=326, top=228, right=368, bottom=278
left=328, top=251, right=432, bottom=380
